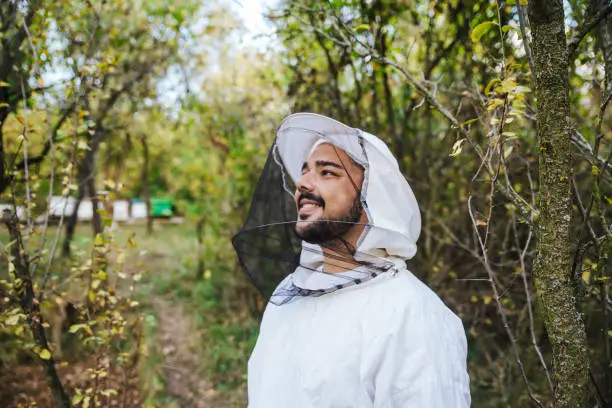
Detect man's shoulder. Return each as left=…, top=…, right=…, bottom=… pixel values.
left=366, top=270, right=461, bottom=323
left=372, top=270, right=443, bottom=303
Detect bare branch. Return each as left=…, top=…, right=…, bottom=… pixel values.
left=510, top=208, right=554, bottom=394
left=19, top=79, right=32, bottom=244
left=468, top=195, right=544, bottom=408
left=568, top=2, right=612, bottom=59
left=571, top=130, right=612, bottom=179
left=515, top=0, right=535, bottom=84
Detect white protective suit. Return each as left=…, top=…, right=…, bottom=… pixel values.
left=248, top=113, right=471, bottom=407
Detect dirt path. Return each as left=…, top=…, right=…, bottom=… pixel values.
left=152, top=297, right=217, bottom=408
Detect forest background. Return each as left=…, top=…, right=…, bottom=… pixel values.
left=0, top=0, right=611, bottom=407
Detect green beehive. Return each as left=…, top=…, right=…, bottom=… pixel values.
left=151, top=198, right=173, bottom=218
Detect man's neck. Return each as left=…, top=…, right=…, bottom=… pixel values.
left=320, top=216, right=367, bottom=273
left=322, top=245, right=361, bottom=273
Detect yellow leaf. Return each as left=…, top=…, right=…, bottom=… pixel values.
left=94, top=233, right=105, bottom=246
left=0, top=102, right=9, bottom=108
left=0, top=81, right=9, bottom=87
left=39, top=349, right=51, bottom=360
left=450, top=139, right=466, bottom=157
left=471, top=21, right=497, bottom=43
left=495, top=78, right=518, bottom=94
left=6, top=314, right=20, bottom=325
left=484, top=78, right=500, bottom=96
left=582, top=271, right=591, bottom=283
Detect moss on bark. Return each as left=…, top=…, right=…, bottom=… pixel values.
left=528, top=1, right=589, bottom=406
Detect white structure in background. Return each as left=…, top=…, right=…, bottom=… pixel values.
left=131, top=200, right=147, bottom=219
left=49, top=196, right=77, bottom=218
left=77, top=199, right=96, bottom=221
left=0, top=204, right=25, bottom=220
left=49, top=196, right=102, bottom=221
left=113, top=200, right=130, bottom=222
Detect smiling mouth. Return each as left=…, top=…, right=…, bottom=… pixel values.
left=299, top=202, right=321, bottom=210
left=297, top=196, right=324, bottom=219
left=298, top=203, right=322, bottom=219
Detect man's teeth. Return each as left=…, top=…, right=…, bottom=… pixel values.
left=301, top=203, right=320, bottom=209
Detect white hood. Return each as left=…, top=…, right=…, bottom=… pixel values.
left=275, top=112, right=422, bottom=268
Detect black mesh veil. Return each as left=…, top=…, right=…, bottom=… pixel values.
left=231, top=145, right=303, bottom=300
left=232, top=113, right=421, bottom=306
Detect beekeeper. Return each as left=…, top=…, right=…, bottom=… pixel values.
left=233, top=113, right=471, bottom=407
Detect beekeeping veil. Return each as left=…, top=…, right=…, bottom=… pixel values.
left=232, top=113, right=421, bottom=305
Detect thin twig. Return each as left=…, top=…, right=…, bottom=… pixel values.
left=39, top=108, right=80, bottom=299
left=568, top=2, right=612, bottom=59
left=510, top=208, right=554, bottom=394
left=515, top=0, right=535, bottom=85
left=327, top=10, right=536, bottom=222
left=468, top=195, right=544, bottom=408
left=23, top=16, right=56, bottom=277
left=19, top=79, right=32, bottom=244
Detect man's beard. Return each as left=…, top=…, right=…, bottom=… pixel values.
left=294, top=195, right=363, bottom=247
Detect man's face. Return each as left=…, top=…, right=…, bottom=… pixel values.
left=294, top=142, right=366, bottom=245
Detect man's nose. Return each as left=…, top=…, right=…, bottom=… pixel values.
left=296, top=171, right=314, bottom=192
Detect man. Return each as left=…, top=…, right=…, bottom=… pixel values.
left=233, top=113, right=471, bottom=407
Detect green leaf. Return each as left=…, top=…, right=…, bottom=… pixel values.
left=69, top=324, right=86, bottom=334
left=39, top=349, right=51, bottom=360
left=501, top=25, right=515, bottom=33
left=355, top=23, right=370, bottom=33
left=485, top=78, right=500, bottom=96
left=471, top=21, right=497, bottom=43
left=94, top=233, right=105, bottom=246
left=72, top=394, right=83, bottom=404
left=496, top=78, right=518, bottom=94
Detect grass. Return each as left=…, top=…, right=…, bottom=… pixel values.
left=0, top=220, right=258, bottom=406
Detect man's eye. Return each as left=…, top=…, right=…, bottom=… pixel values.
left=321, top=170, right=337, bottom=176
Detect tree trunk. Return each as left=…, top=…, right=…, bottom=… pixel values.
left=370, top=67, right=381, bottom=134
left=380, top=32, right=402, bottom=173
left=140, top=135, right=153, bottom=235
left=528, top=1, right=589, bottom=406
left=87, top=163, right=102, bottom=237
left=0, top=102, right=8, bottom=193
left=3, top=212, right=71, bottom=408
left=592, top=0, right=612, bottom=397
left=62, top=161, right=87, bottom=257
left=596, top=0, right=612, bottom=93
left=63, top=129, right=102, bottom=256
left=196, top=217, right=205, bottom=280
